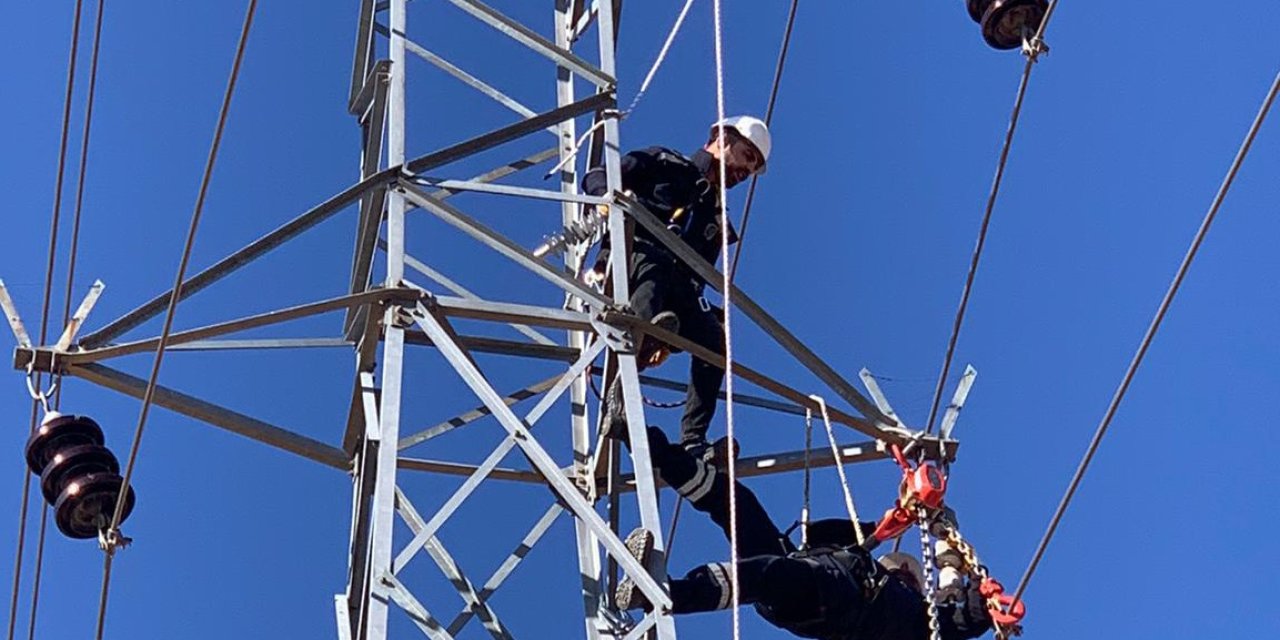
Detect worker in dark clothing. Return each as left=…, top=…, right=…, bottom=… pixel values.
left=582, top=116, right=772, bottom=457
left=615, top=426, right=994, bottom=640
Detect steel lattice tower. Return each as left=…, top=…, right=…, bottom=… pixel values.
left=6, top=2, right=965, bottom=638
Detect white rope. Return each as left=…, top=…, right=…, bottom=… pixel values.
left=800, top=406, right=813, bottom=549
left=544, top=0, right=699, bottom=178
left=710, top=0, right=739, bottom=637
left=622, top=0, right=698, bottom=116
left=809, top=394, right=865, bottom=546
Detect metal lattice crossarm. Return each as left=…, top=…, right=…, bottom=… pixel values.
left=2, top=2, right=971, bottom=638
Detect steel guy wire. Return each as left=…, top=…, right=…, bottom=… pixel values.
left=1010, top=66, right=1280, bottom=611
left=94, top=1, right=259, bottom=637
left=6, top=2, right=86, bottom=638
left=728, top=0, right=800, bottom=285
left=922, top=4, right=1059, bottom=436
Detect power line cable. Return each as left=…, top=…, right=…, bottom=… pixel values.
left=25, top=5, right=110, bottom=639
left=93, top=2, right=259, bottom=636
left=1010, top=66, right=1280, bottom=609
left=726, top=0, right=799, bottom=284
left=922, top=3, right=1059, bottom=435
left=5, top=3, right=86, bottom=638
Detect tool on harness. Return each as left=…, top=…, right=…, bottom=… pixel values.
left=865, top=444, right=947, bottom=550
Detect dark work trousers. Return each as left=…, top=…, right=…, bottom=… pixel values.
left=640, top=431, right=989, bottom=640
left=643, top=427, right=854, bottom=623
left=628, top=241, right=726, bottom=447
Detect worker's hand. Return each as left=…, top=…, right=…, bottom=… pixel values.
left=644, top=346, right=671, bottom=369
left=583, top=266, right=607, bottom=288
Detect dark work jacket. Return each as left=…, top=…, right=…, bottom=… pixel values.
left=582, top=147, right=738, bottom=278
left=766, top=519, right=993, bottom=640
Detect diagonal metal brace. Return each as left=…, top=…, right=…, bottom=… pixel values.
left=55, top=280, right=106, bottom=351
left=0, top=280, right=32, bottom=348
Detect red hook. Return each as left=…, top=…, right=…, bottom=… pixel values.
left=978, top=578, right=1027, bottom=627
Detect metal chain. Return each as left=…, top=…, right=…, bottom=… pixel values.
left=917, top=508, right=942, bottom=640
left=937, top=523, right=1018, bottom=638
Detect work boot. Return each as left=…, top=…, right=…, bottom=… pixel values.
left=601, top=376, right=629, bottom=443
left=614, top=528, right=656, bottom=612
left=636, top=311, right=680, bottom=370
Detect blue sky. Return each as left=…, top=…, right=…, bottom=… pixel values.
left=2, top=1, right=1279, bottom=638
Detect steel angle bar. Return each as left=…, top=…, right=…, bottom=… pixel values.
left=411, top=177, right=610, bottom=206
left=374, top=24, right=554, bottom=134
left=55, top=279, right=105, bottom=350
left=398, top=180, right=611, bottom=308
left=393, top=335, right=603, bottom=572
left=430, top=148, right=562, bottom=200
left=346, top=60, right=393, bottom=335
left=396, top=246, right=555, bottom=346
left=63, top=288, right=419, bottom=364
left=442, top=0, right=614, bottom=88
left=66, top=362, right=349, bottom=469
left=405, top=331, right=580, bottom=362
left=397, top=458, right=544, bottom=483
left=404, top=92, right=613, bottom=175
left=395, top=489, right=513, bottom=640
left=412, top=309, right=672, bottom=609
left=603, top=310, right=884, bottom=439
left=399, top=373, right=560, bottom=449
left=596, top=368, right=808, bottom=417
left=335, top=595, right=353, bottom=640
left=82, top=171, right=395, bottom=348
left=617, top=193, right=900, bottom=434
left=377, top=571, right=456, bottom=640
left=349, top=0, right=379, bottom=110
left=343, top=310, right=384, bottom=455
left=433, top=295, right=594, bottom=332
left=351, top=59, right=392, bottom=121
left=166, top=338, right=352, bottom=351
left=343, top=373, right=380, bottom=635
left=0, top=280, right=33, bottom=348
left=939, top=365, right=977, bottom=440
left=858, top=369, right=907, bottom=429
left=621, top=614, right=657, bottom=640
left=446, top=503, right=563, bottom=635
left=614, top=438, right=954, bottom=490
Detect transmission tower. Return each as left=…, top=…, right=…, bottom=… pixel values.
left=5, top=1, right=964, bottom=638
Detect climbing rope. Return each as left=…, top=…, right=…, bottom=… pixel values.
left=1009, top=65, right=1280, bottom=611
left=798, top=402, right=814, bottom=549
left=708, top=0, right=742, bottom=636
left=727, top=0, right=800, bottom=284
left=810, top=395, right=864, bottom=546
left=93, top=2, right=259, bottom=636
left=922, top=3, right=1059, bottom=435
left=6, top=3, right=86, bottom=638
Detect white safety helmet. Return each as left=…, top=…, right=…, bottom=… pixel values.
left=711, top=115, right=771, bottom=174
left=878, top=552, right=926, bottom=592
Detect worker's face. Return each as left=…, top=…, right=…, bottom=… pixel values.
left=705, top=130, right=765, bottom=189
